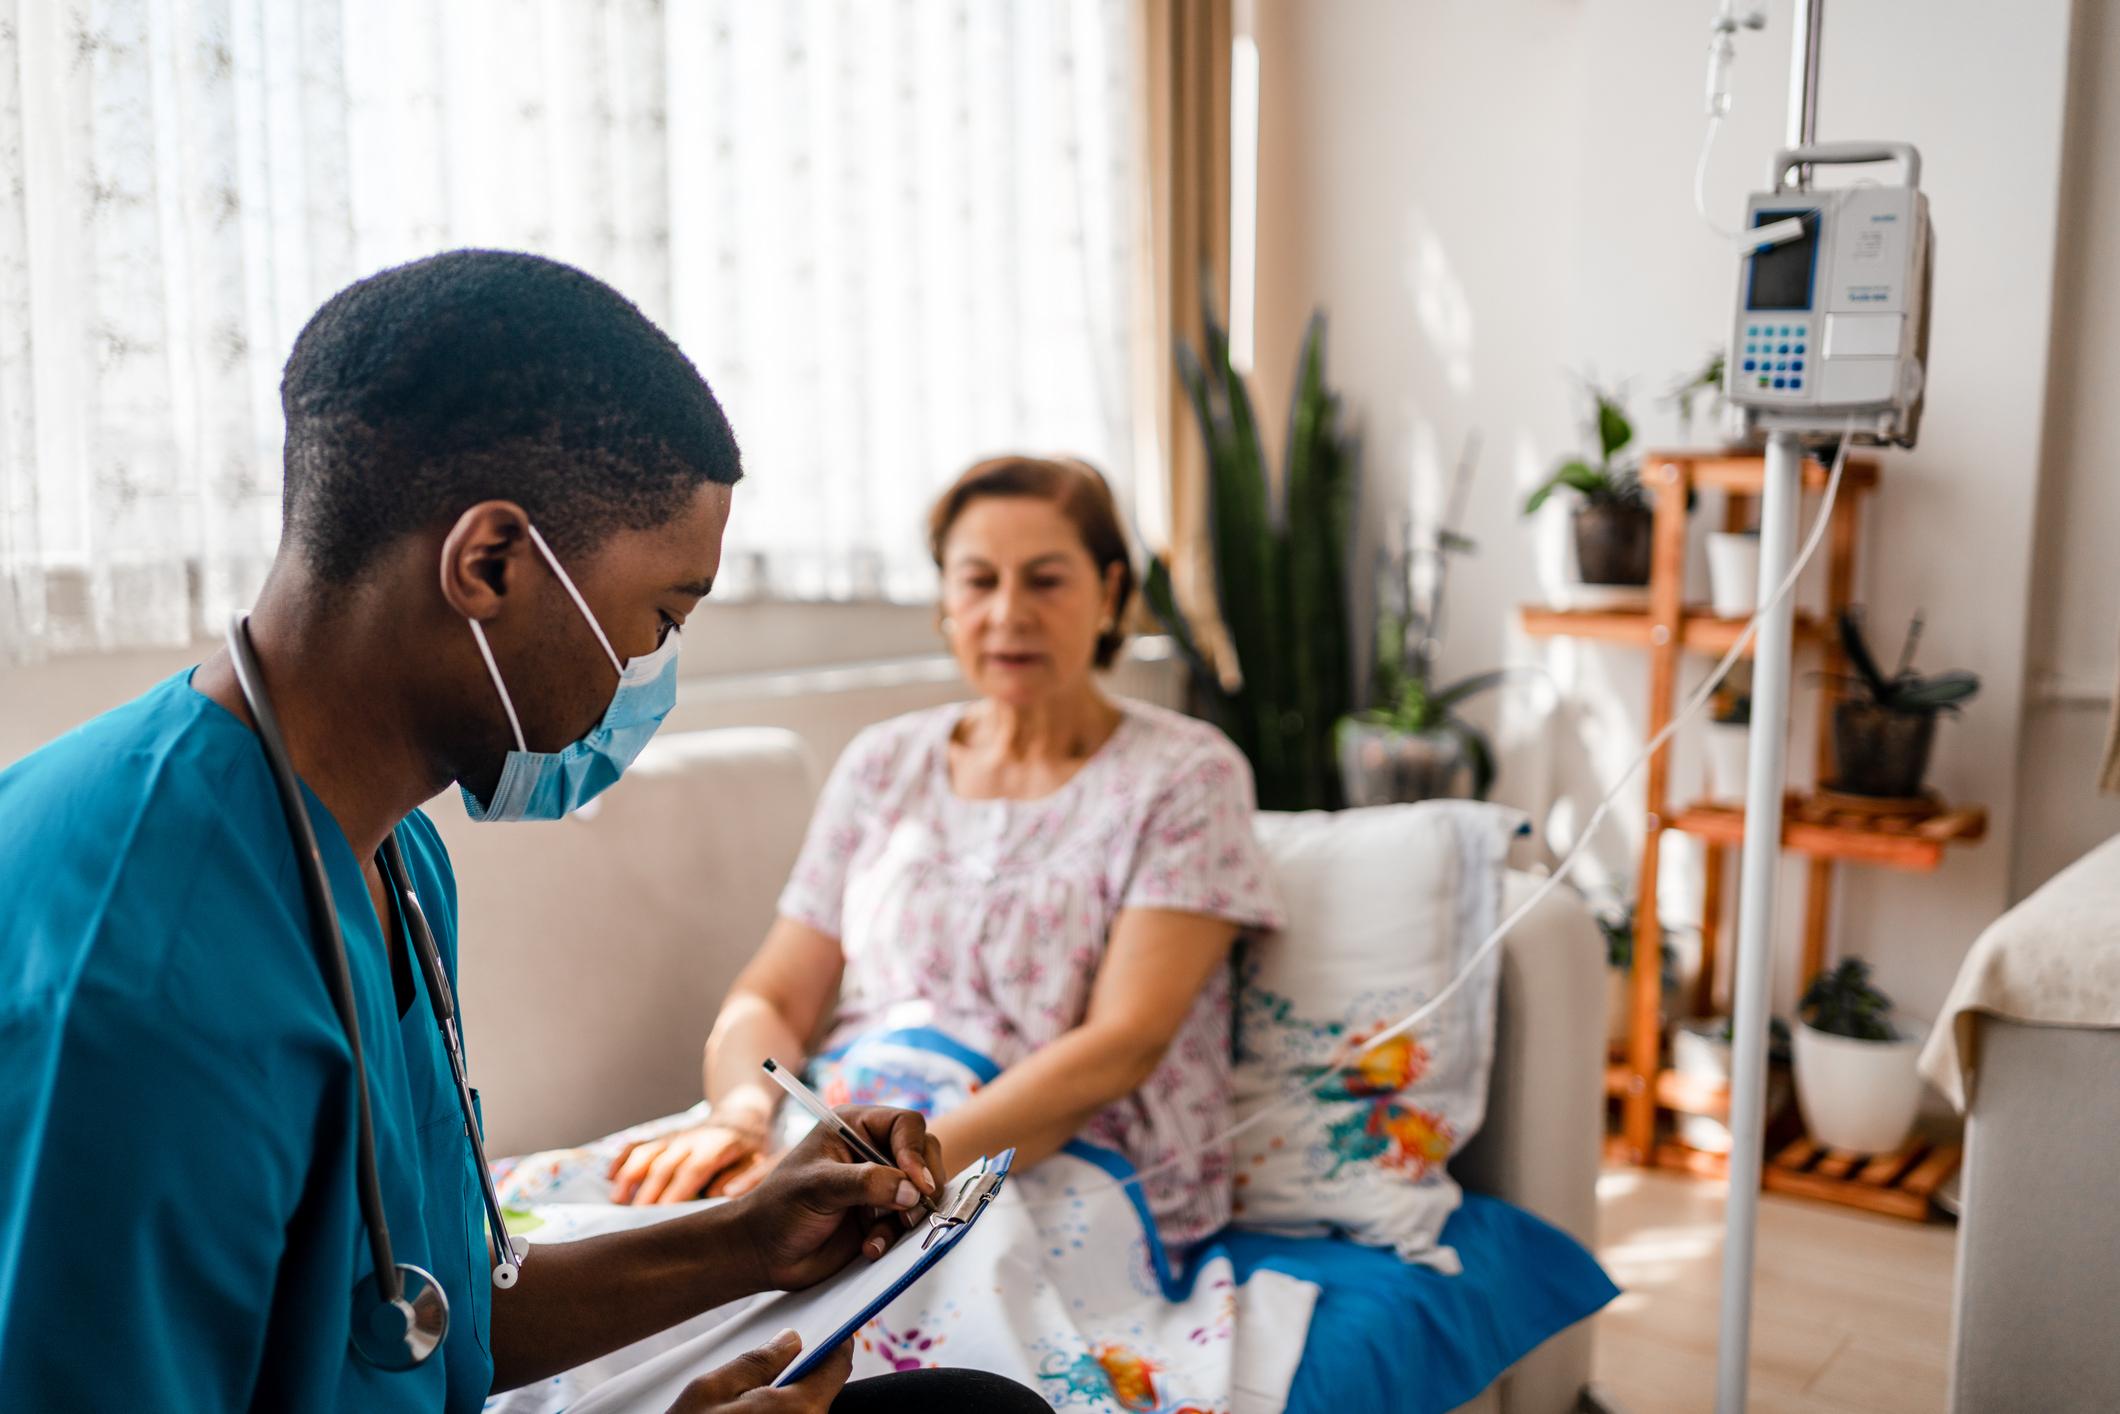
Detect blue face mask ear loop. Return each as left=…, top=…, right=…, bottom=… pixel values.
left=522, top=524, right=625, bottom=678
left=464, top=522, right=627, bottom=759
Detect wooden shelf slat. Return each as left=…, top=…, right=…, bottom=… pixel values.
left=1518, top=604, right=1823, bottom=656
left=1604, top=1063, right=1733, bottom=1119
left=1669, top=799, right=1982, bottom=872
left=1638, top=449, right=1882, bottom=494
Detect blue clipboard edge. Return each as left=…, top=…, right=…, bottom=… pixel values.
left=774, top=1148, right=1017, bottom=1386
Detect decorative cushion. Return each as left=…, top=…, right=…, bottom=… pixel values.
left=1232, top=801, right=1524, bottom=1270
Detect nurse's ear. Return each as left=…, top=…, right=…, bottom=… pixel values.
left=439, top=501, right=535, bottom=620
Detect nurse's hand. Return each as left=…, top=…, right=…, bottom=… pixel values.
left=665, top=1327, right=851, bottom=1412
left=730, top=1103, right=945, bottom=1293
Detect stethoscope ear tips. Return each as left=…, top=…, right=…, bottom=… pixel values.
left=491, top=1234, right=530, bottom=1289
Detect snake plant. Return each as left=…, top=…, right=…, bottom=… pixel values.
left=1143, top=307, right=1356, bottom=812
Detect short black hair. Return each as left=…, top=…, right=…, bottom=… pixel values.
left=281, top=250, right=741, bottom=582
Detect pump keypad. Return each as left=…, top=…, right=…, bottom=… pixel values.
left=1742, top=322, right=1811, bottom=392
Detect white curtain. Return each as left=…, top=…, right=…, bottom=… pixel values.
left=0, top=0, right=1139, bottom=662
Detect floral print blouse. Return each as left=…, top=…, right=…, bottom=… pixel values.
left=777, top=697, right=1283, bottom=1249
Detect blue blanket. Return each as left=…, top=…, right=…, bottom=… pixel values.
left=1179, top=1195, right=1619, bottom=1414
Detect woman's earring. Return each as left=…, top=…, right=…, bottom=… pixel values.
left=940, top=617, right=957, bottom=636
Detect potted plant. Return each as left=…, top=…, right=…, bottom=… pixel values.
left=1338, top=452, right=1525, bottom=804
left=1673, top=1014, right=1792, bottom=1154
left=1590, top=897, right=1678, bottom=1050
left=1792, top=958, right=1930, bottom=1155
left=1523, top=379, right=1652, bottom=586
left=1831, top=610, right=1981, bottom=798
left=1705, top=684, right=1750, bottom=806
left=1338, top=669, right=1512, bottom=805
left=1662, top=347, right=1727, bottom=442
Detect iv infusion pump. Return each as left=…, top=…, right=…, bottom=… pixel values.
left=1729, top=142, right=1931, bottom=447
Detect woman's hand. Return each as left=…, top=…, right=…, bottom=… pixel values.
left=728, top=1103, right=945, bottom=1293
left=609, top=1090, right=775, bottom=1205
left=664, top=1328, right=851, bottom=1413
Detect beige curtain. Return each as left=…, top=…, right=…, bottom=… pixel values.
left=1134, top=0, right=1240, bottom=689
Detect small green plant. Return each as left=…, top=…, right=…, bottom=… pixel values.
left=1838, top=609, right=1981, bottom=712
left=1350, top=663, right=1515, bottom=800
left=1592, top=899, right=1680, bottom=988
left=1800, top=958, right=1896, bottom=1041
left=1663, top=348, right=1728, bottom=439
left=1523, top=378, right=1644, bottom=514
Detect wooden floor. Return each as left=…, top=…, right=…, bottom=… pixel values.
left=1591, top=1167, right=1958, bottom=1413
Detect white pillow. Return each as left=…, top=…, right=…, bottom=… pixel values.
left=1231, top=801, right=1524, bottom=1271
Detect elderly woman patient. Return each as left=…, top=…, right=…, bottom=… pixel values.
left=609, top=457, right=1280, bottom=1250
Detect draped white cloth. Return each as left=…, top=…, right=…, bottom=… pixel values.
left=0, top=0, right=1139, bottom=662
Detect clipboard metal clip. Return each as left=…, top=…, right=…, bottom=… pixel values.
left=920, top=1169, right=1003, bottom=1250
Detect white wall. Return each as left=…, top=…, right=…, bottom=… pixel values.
left=1263, top=0, right=2078, bottom=1022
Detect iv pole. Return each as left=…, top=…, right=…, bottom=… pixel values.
left=1715, top=3, right=1824, bottom=1411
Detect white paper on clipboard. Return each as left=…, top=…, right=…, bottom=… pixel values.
left=565, top=1151, right=1014, bottom=1414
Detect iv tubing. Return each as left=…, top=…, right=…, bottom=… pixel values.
left=1022, top=428, right=1854, bottom=1212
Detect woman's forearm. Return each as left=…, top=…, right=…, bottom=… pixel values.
left=703, top=990, right=809, bottom=1121
left=928, top=909, right=1240, bottom=1174
left=928, top=1020, right=1168, bottom=1172
left=702, top=917, right=847, bottom=1122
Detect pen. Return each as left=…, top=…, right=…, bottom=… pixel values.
left=762, top=1058, right=942, bottom=1215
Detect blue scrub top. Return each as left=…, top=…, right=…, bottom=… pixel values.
left=0, top=672, right=494, bottom=1410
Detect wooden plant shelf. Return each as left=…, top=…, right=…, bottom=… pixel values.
left=1605, top=1062, right=1732, bottom=1119
left=1671, top=795, right=1988, bottom=874
left=1520, top=604, right=1823, bottom=657
left=1762, top=1136, right=1961, bottom=1221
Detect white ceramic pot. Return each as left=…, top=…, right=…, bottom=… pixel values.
left=1673, top=1020, right=1735, bottom=1153
left=1705, top=721, right=1750, bottom=806
left=1706, top=532, right=1761, bottom=618
left=1670, top=1019, right=1795, bottom=1154
left=1792, top=1018, right=1930, bottom=1154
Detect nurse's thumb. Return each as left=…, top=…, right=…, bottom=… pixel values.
left=669, top=1329, right=802, bottom=1408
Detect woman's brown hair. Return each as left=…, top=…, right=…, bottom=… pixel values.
left=928, top=456, right=1135, bottom=669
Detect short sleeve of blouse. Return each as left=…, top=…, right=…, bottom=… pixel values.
left=775, top=722, right=899, bottom=938
left=1122, top=734, right=1284, bottom=929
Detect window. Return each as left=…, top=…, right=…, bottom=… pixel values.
left=0, top=0, right=1139, bottom=661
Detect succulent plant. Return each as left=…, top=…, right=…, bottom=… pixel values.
left=1838, top=609, right=1980, bottom=713
left=1800, top=957, right=1897, bottom=1042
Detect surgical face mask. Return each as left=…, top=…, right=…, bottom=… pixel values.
left=459, top=524, right=682, bottom=823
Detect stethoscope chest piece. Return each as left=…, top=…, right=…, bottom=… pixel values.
left=350, top=1263, right=451, bottom=1371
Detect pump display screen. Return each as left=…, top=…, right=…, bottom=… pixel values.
left=1746, top=209, right=1820, bottom=310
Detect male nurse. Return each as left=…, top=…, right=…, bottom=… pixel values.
left=0, top=251, right=1045, bottom=1414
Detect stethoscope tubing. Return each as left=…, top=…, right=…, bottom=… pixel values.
left=378, top=834, right=524, bottom=1288
left=225, top=616, right=403, bottom=1307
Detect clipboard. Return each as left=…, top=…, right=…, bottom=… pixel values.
left=566, top=1150, right=1014, bottom=1412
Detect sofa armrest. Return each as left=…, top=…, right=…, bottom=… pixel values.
left=1453, top=871, right=1605, bottom=1239
left=1450, top=870, right=1606, bottom=1414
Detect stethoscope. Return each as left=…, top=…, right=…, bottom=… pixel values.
left=226, top=614, right=527, bottom=1371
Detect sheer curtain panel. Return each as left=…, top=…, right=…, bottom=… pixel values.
left=0, top=0, right=1140, bottom=663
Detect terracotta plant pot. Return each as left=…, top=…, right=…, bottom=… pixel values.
left=1574, top=502, right=1654, bottom=585
left=1831, top=700, right=1938, bottom=798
